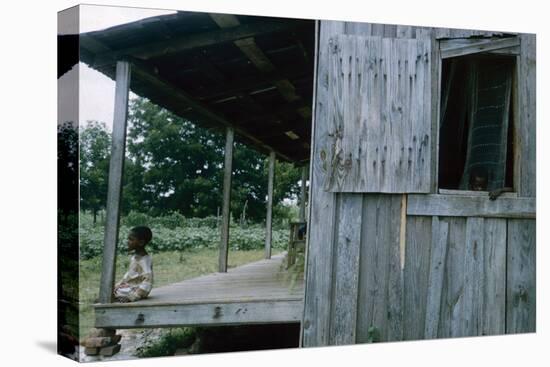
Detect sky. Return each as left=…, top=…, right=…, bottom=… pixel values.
left=58, top=4, right=176, bottom=130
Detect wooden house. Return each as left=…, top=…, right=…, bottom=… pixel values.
left=73, top=8, right=535, bottom=349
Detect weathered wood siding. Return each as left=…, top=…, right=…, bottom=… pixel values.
left=302, top=20, right=536, bottom=347
left=323, top=35, right=432, bottom=192
left=518, top=34, right=536, bottom=197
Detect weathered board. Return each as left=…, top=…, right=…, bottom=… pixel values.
left=265, top=151, right=276, bottom=259
left=322, top=35, right=432, bottom=193
left=424, top=216, right=449, bottom=338
left=433, top=217, right=507, bottom=338
left=356, top=194, right=403, bottom=342
left=99, top=61, right=131, bottom=304
left=329, top=194, right=363, bottom=344
left=219, top=127, right=234, bottom=272
left=518, top=34, right=536, bottom=197
left=403, top=215, right=432, bottom=340
left=440, top=37, right=520, bottom=59
left=302, top=20, right=344, bottom=347
left=96, top=300, right=303, bottom=329
left=506, top=219, right=536, bottom=333
left=407, top=194, right=535, bottom=218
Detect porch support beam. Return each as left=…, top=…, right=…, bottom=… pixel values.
left=299, top=165, right=308, bottom=222
left=219, top=127, right=235, bottom=272
left=99, top=61, right=131, bottom=303
left=265, top=151, right=276, bottom=259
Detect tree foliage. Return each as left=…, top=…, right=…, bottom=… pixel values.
left=79, top=121, right=110, bottom=223
left=79, top=97, right=302, bottom=222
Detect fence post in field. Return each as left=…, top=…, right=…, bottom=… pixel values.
left=99, top=61, right=131, bottom=303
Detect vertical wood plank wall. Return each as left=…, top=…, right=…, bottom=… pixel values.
left=302, top=21, right=536, bottom=347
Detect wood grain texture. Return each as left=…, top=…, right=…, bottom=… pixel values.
left=323, top=35, right=432, bottom=193
left=99, top=61, right=131, bottom=304
left=482, top=218, right=506, bottom=335
left=356, top=195, right=403, bottom=342
left=265, top=151, right=276, bottom=259
left=301, top=20, right=344, bottom=347
left=300, top=22, right=319, bottom=347
left=438, top=217, right=467, bottom=338
left=506, top=219, right=536, bottom=333
left=518, top=34, right=536, bottom=197
left=219, top=127, right=234, bottom=272
left=424, top=216, right=449, bottom=338
left=403, top=216, right=432, bottom=340
left=329, top=194, right=363, bottom=344
left=299, top=165, right=308, bottom=221
left=462, top=217, right=485, bottom=336
left=96, top=300, right=303, bottom=329
left=440, top=37, right=520, bottom=59
left=434, top=217, right=508, bottom=337
left=407, top=194, right=535, bottom=218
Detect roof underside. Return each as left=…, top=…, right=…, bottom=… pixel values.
left=80, top=11, right=316, bottom=163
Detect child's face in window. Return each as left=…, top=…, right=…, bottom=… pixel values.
left=469, top=175, right=488, bottom=191
left=127, top=233, right=144, bottom=252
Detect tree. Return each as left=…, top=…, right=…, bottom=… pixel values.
left=126, top=97, right=225, bottom=217
left=79, top=96, right=303, bottom=223
left=79, top=121, right=110, bottom=224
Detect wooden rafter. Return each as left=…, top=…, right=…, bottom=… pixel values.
left=209, top=14, right=312, bottom=121
left=128, top=57, right=295, bottom=162
left=92, top=20, right=299, bottom=67
left=195, top=70, right=311, bottom=101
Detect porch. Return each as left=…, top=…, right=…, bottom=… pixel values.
left=93, top=253, right=304, bottom=329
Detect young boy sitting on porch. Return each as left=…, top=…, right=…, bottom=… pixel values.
left=113, top=226, right=154, bottom=303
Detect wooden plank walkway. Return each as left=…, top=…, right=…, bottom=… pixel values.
left=94, top=254, right=304, bottom=329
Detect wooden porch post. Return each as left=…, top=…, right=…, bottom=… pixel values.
left=98, top=61, right=131, bottom=303
left=299, top=165, right=308, bottom=222
left=265, top=151, right=276, bottom=259
left=219, top=127, right=234, bottom=272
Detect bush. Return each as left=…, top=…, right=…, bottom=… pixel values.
left=122, top=211, right=152, bottom=228
left=136, top=328, right=197, bottom=358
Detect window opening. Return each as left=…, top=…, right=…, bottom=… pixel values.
left=438, top=53, right=515, bottom=191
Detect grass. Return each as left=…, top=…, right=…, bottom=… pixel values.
left=78, top=248, right=281, bottom=340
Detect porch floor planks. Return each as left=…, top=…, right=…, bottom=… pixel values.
left=94, top=254, right=304, bottom=311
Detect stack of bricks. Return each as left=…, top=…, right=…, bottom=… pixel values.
left=82, top=328, right=122, bottom=357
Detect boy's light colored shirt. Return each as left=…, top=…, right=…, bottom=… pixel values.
left=114, top=254, right=153, bottom=301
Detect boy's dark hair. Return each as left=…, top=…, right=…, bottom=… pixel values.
left=130, top=226, right=153, bottom=244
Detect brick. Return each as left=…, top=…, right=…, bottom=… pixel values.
left=99, top=344, right=121, bottom=357
left=88, top=328, right=116, bottom=338
left=84, top=347, right=99, bottom=356
left=83, top=337, right=110, bottom=348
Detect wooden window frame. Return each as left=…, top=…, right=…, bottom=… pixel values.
left=434, top=37, right=521, bottom=196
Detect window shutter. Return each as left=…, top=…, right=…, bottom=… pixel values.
left=322, top=35, right=432, bottom=193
